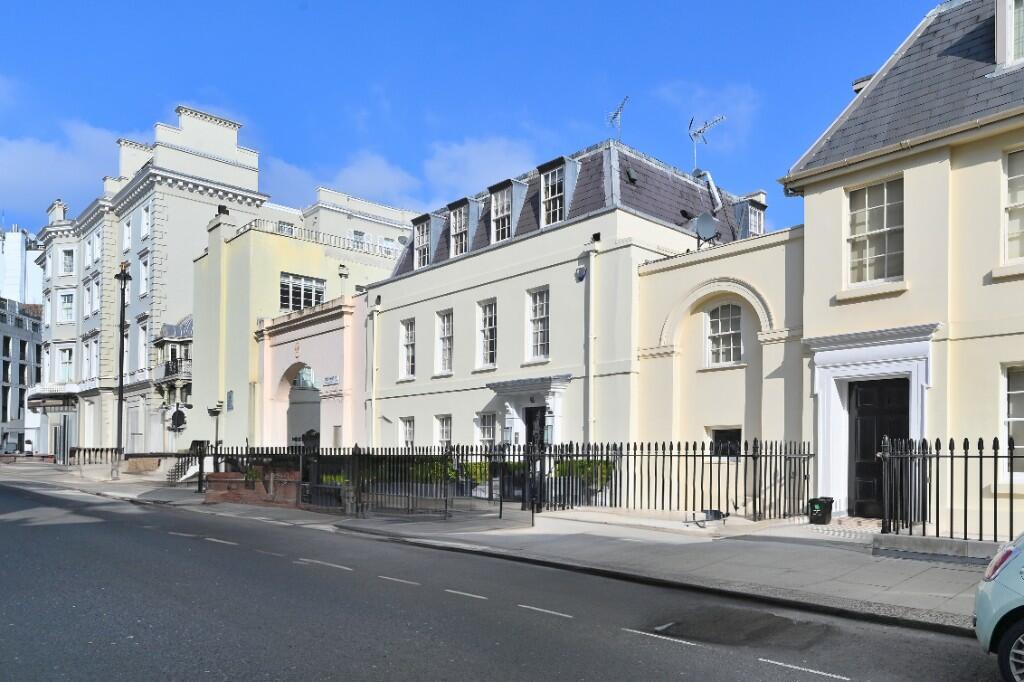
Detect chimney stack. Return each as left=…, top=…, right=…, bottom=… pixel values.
left=46, top=199, right=68, bottom=224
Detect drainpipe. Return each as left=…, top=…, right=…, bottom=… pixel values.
left=366, top=293, right=380, bottom=447
left=583, top=235, right=601, bottom=442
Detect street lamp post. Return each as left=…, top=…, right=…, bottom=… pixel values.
left=113, top=261, right=132, bottom=480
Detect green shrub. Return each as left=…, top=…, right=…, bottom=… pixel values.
left=554, top=459, right=615, bottom=488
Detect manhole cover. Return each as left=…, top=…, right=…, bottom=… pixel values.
left=656, top=606, right=833, bottom=650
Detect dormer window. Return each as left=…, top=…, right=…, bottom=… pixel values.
left=1016, top=0, right=1024, bottom=60
left=450, top=205, right=468, bottom=257
left=748, top=206, right=764, bottom=236
left=414, top=221, right=430, bottom=268
left=491, top=187, right=512, bottom=243
left=541, top=166, right=565, bottom=226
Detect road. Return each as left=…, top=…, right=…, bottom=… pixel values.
left=0, top=480, right=998, bottom=681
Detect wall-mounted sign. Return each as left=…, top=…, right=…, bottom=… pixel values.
left=322, top=375, right=339, bottom=387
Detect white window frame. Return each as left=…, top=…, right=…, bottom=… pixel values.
left=1006, top=148, right=1024, bottom=264
left=706, top=302, right=742, bottom=367
left=478, top=299, right=497, bottom=368
left=58, top=347, right=73, bottom=383
left=93, top=232, right=102, bottom=263
left=401, top=417, right=415, bottom=448
left=43, top=295, right=50, bottom=326
left=84, top=283, right=92, bottom=317
left=58, top=290, right=75, bottom=324
left=84, top=237, right=93, bottom=265
left=1015, top=0, right=1024, bottom=62
left=44, top=253, right=52, bottom=279
left=478, top=412, right=496, bottom=448
left=400, top=318, right=416, bottom=379
left=528, top=288, right=550, bottom=361
left=91, top=339, right=100, bottom=379
left=414, top=221, right=430, bottom=269
left=1007, top=366, right=1024, bottom=479
left=122, top=217, right=131, bottom=252
left=140, top=258, right=149, bottom=296
left=279, top=272, right=325, bottom=312
left=60, top=248, right=75, bottom=275
left=541, top=166, right=565, bottom=227
left=491, top=187, right=512, bottom=242
left=748, top=206, right=764, bottom=236
left=137, top=322, right=148, bottom=372
left=847, top=177, right=904, bottom=286
left=450, top=205, right=468, bottom=257
left=92, top=280, right=101, bottom=313
left=436, top=310, right=453, bottom=375
left=436, top=414, right=452, bottom=449
left=141, top=202, right=151, bottom=239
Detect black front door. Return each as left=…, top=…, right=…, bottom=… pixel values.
left=848, top=379, right=909, bottom=518
left=523, top=407, right=546, bottom=449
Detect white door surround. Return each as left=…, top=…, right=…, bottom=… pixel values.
left=806, top=323, right=939, bottom=514
left=486, top=374, right=571, bottom=445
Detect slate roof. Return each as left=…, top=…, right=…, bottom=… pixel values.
left=390, top=140, right=754, bottom=278
left=790, top=0, right=1024, bottom=177
left=157, top=314, right=193, bottom=340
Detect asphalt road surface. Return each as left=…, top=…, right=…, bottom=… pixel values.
left=0, top=480, right=999, bottom=681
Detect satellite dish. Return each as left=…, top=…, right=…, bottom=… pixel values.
left=397, top=235, right=409, bottom=246
left=692, top=212, right=720, bottom=250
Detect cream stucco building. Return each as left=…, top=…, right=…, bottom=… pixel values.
left=190, top=190, right=413, bottom=448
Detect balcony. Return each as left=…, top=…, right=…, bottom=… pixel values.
left=235, top=218, right=400, bottom=259
left=155, top=358, right=192, bottom=383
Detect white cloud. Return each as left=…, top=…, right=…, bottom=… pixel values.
left=655, top=81, right=760, bottom=153
left=0, top=121, right=125, bottom=227
left=262, top=151, right=423, bottom=211
left=422, top=137, right=537, bottom=204
left=264, top=137, right=537, bottom=213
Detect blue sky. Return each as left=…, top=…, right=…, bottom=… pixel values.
left=0, top=0, right=937, bottom=232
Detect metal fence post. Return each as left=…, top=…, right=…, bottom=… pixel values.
left=879, top=436, right=891, bottom=534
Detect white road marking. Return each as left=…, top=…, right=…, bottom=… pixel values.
left=297, top=558, right=352, bottom=571
left=621, top=628, right=698, bottom=646
left=203, top=538, right=238, bottom=546
left=378, top=575, right=420, bottom=586
left=254, top=549, right=285, bottom=557
left=618, top=538, right=645, bottom=543
left=758, top=658, right=850, bottom=681
left=445, top=589, right=488, bottom=600
left=168, top=532, right=196, bottom=538
left=517, top=604, right=573, bottom=619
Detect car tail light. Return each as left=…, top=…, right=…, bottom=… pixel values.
left=984, top=545, right=1019, bottom=582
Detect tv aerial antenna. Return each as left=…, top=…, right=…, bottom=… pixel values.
left=607, top=96, right=629, bottom=140
left=688, top=115, right=725, bottom=171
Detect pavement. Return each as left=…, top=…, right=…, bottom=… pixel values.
left=0, top=476, right=998, bottom=680
left=0, top=459, right=987, bottom=636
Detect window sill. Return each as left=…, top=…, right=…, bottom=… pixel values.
left=472, top=365, right=497, bottom=374
left=834, top=280, right=908, bottom=304
left=521, top=358, right=550, bottom=368
left=991, top=262, right=1024, bottom=282
left=431, top=371, right=453, bottom=379
left=396, top=377, right=416, bottom=384
left=698, top=362, right=748, bottom=373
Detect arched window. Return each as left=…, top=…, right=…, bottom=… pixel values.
left=708, top=304, right=742, bottom=366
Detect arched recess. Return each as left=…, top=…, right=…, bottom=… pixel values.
left=270, top=362, right=321, bottom=448
left=657, top=277, right=775, bottom=349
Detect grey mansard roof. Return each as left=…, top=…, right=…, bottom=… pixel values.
left=789, top=0, right=1024, bottom=179
left=391, top=140, right=758, bottom=277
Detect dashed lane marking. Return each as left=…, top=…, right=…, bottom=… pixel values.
left=517, top=604, right=573, bottom=619
left=758, top=658, right=850, bottom=681
left=444, top=589, right=488, bottom=600
left=297, top=558, right=353, bottom=571
left=168, top=532, right=196, bottom=538
left=377, top=575, right=420, bottom=586
left=621, top=628, right=699, bottom=647
left=204, top=538, right=239, bottom=546
left=254, top=549, right=285, bottom=557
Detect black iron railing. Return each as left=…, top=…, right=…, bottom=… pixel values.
left=187, top=441, right=813, bottom=520
left=878, top=436, right=1019, bottom=543
left=161, top=358, right=192, bottom=379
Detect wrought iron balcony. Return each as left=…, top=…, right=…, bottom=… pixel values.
left=155, top=358, right=192, bottom=383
